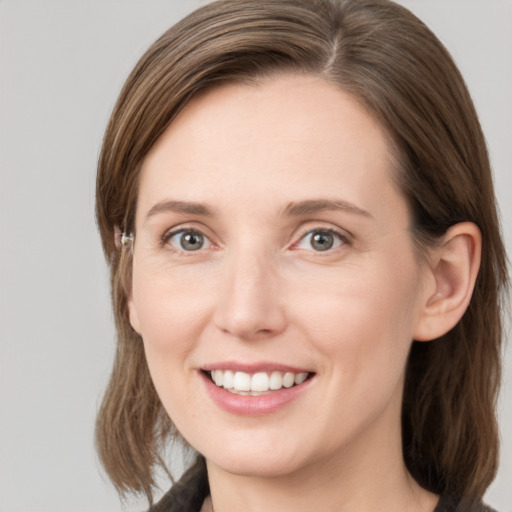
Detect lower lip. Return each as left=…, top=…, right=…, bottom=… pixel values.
left=201, top=372, right=313, bottom=417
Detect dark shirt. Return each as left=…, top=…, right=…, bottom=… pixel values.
left=434, top=494, right=497, bottom=512
left=149, top=458, right=497, bottom=512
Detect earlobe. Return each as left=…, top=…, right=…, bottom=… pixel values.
left=128, top=296, right=142, bottom=334
left=414, top=222, right=481, bottom=342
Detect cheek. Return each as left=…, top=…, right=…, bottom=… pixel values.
left=129, top=267, right=212, bottom=395
left=294, top=258, right=423, bottom=443
left=292, top=253, right=422, bottom=377
left=130, top=266, right=213, bottom=423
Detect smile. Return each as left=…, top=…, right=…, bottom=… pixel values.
left=201, top=365, right=315, bottom=416
left=209, top=370, right=310, bottom=395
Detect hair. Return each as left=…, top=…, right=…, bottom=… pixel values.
left=95, top=0, right=508, bottom=505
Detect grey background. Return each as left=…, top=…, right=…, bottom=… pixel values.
left=0, top=1, right=510, bottom=511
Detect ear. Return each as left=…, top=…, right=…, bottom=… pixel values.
left=119, top=233, right=140, bottom=334
left=127, top=294, right=142, bottom=334
left=114, top=225, right=123, bottom=251
left=114, top=225, right=141, bottom=334
left=413, top=222, right=481, bottom=342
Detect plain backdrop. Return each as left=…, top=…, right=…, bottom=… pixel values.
left=0, top=1, right=510, bottom=511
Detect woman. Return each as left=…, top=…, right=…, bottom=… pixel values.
left=95, top=0, right=508, bottom=511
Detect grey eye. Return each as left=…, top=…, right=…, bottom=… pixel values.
left=168, top=230, right=209, bottom=251
left=297, top=229, right=343, bottom=252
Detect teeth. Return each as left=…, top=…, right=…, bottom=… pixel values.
left=283, top=372, right=295, bottom=388
left=223, top=370, right=234, bottom=389
left=251, top=372, right=269, bottom=392
left=295, top=372, right=308, bottom=385
left=210, top=369, right=310, bottom=393
left=233, top=371, right=251, bottom=391
left=213, top=370, right=223, bottom=387
left=269, top=371, right=283, bottom=390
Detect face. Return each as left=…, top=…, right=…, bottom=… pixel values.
left=128, top=74, right=430, bottom=478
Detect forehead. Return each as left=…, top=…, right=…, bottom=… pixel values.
left=137, top=74, right=405, bottom=225
left=144, top=73, right=391, bottom=163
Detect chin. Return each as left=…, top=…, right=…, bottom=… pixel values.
left=199, top=437, right=311, bottom=479
left=209, top=454, right=302, bottom=479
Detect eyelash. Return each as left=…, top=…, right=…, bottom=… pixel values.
left=291, top=228, right=350, bottom=253
left=161, top=226, right=351, bottom=255
left=161, top=228, right=213, bottom=255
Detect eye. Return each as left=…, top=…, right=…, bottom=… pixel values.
left=295, top=229, right=345, bottom=252
left=165, top=229, right=211, bottom=252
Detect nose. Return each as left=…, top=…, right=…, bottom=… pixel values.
left=213, top=248, right=287, bottom=341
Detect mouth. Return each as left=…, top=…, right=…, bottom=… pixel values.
left=203, top=369, right=314, bottom=396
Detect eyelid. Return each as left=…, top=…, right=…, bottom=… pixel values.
left=159, top=222, right=351, bottom=255
left=161, top=225, right=216, bottom=254
left=290, top=225, right=352, bottom=252
left=161, top=221, right=215, bottom=241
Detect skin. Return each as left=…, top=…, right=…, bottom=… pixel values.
left=127, top=74, right=479, bottom=512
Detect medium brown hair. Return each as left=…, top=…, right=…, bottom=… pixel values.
left=95, top=0, right=508, bottom=504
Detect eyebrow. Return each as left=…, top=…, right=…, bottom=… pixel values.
left=282, top=199, right=373, bottom=218
left=145, top=200, right=213, bottom=220
left=144, top=198, right=372, bottom=222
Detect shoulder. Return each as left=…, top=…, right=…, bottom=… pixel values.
left=148, top=457, right=209, bottom=512
left=435, top=494, right=498, bottom=512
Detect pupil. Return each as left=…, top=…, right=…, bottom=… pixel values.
left=312, top=232, right=333, bottom=251
left=181, top=232, right=203, bottom=251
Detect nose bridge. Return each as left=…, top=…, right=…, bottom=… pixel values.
left=214, top=241, right=286, bottom=339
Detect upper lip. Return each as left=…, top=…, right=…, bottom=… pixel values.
left=201, top=361, right=313, bottom=374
